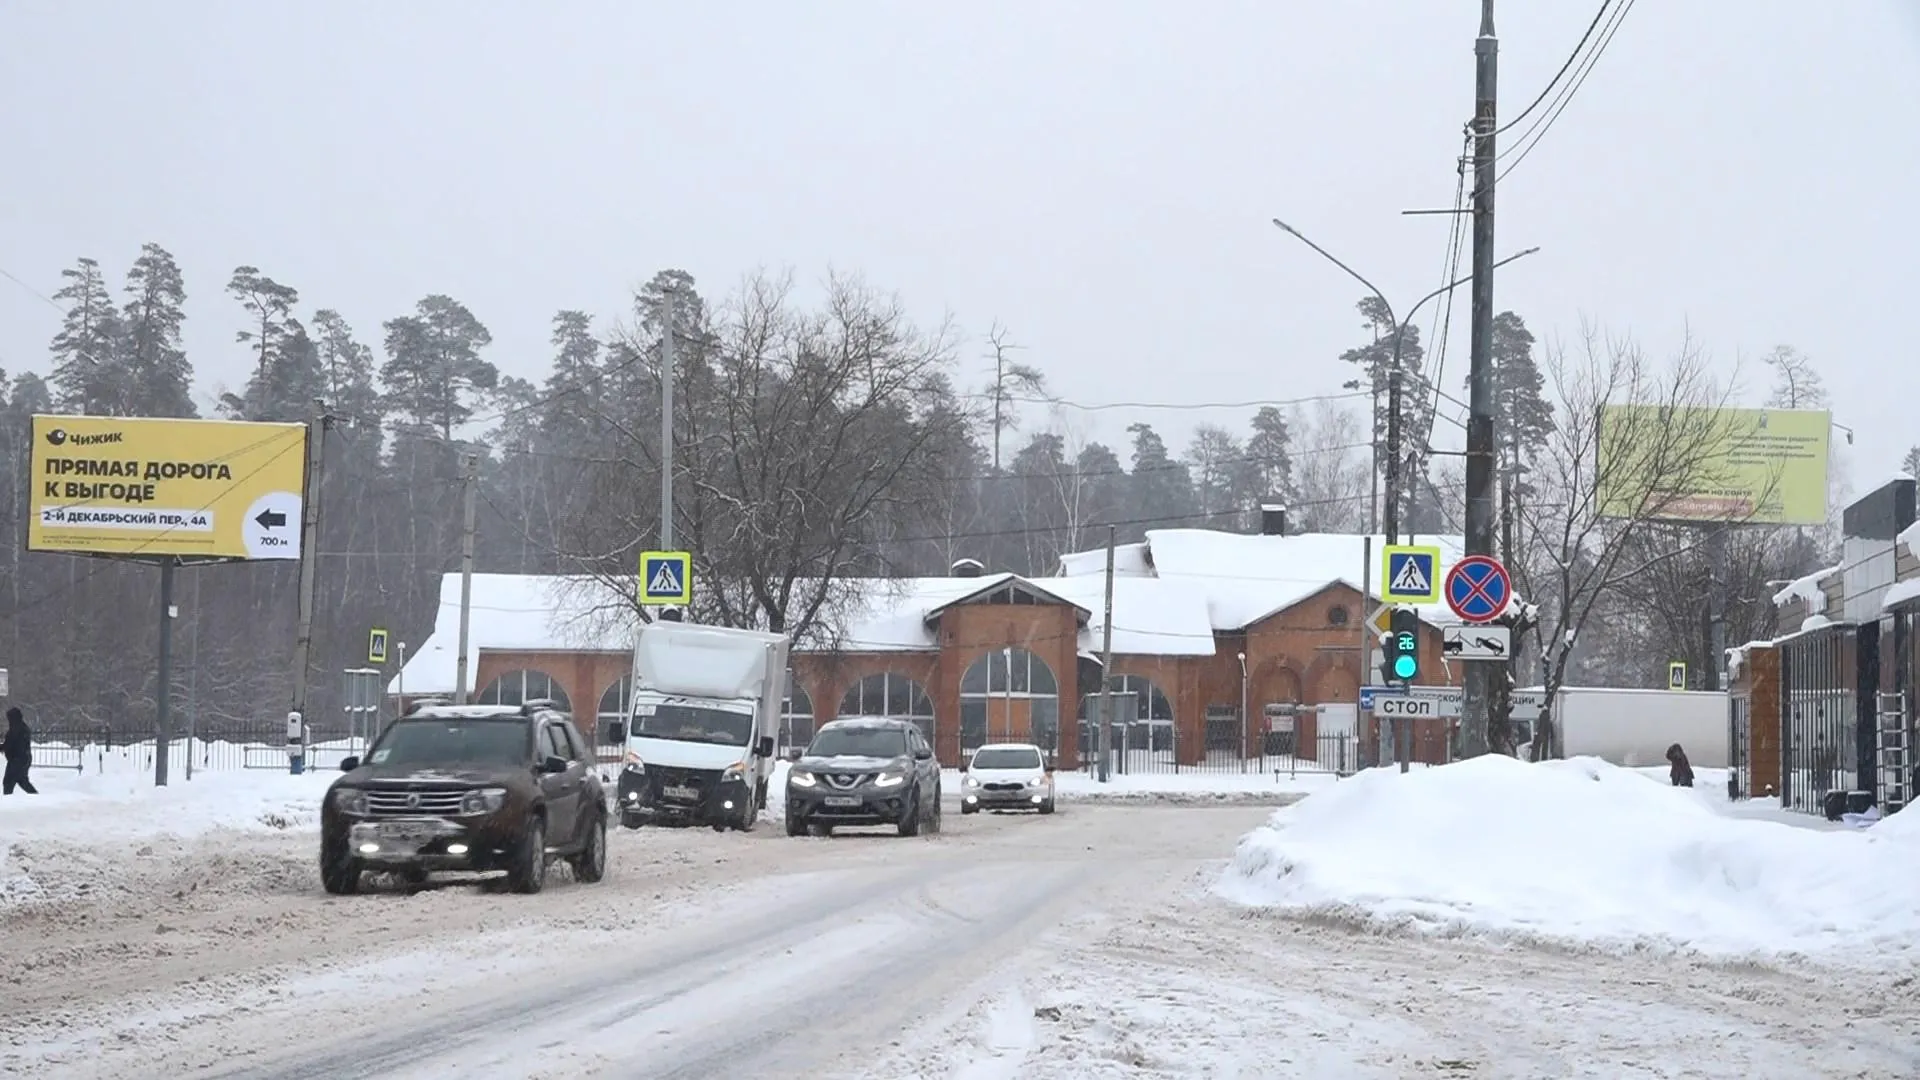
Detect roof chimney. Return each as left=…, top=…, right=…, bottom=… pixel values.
left=951, top=557, right=986, bottom=578
left=1259, top=501, right=1289, bottom=537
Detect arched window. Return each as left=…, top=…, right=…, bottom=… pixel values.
left=597, top=676, right=632, bottom=746
left=782, top=678, right=815, bottom=750
left=960, top=647, right=1060, bottom=753
left=1075, top=674, right=1174, bottom=721
left=839, top=673, right=935, bottom=743
left=476, top=669, right=571, bottom=712
left=1078, top=673, right=1175, bottom=759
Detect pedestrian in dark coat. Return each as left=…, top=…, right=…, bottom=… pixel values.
left=1666, top=742, right=1694, bottom=788
left=4, top=706, right=37, bottom=794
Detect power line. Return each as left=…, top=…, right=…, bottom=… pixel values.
left=1492, top=0, right=1614, bottom=137
left=1495, top=0, right=1638, bottom=185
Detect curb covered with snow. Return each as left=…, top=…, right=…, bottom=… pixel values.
left=1215, top=755, right=1920, bottom=968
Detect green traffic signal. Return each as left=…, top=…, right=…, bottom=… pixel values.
left=1392, top=653, right=1418, bottom=680
left=1388, top=608, right=1421, bottom=683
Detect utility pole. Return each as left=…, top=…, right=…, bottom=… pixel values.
left=453, top=450, right=478, bottom=704
left=1097, top=525, right=1116, bottom=783
left=289, top=403, right=327, bottom=730
left=154, top=558, right=175, bottom=786
left=659, top=288, right=677, bottom=551
left=1459, top=0, right=1500, bottom=759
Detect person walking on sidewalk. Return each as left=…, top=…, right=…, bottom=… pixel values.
left=4, top=706, right=38, bottom=794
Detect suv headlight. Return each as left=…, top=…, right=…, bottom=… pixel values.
left=332, top=788, right=368, bottom=816
left=622, top=750, right=645, bottom=773
left=789, top=769, right=817, bottom=788
left=460, top=788, right=508, bottom=815
left=874, top=772, right=905, bottom=788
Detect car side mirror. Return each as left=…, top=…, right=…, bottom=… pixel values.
left=340, top=756, right=360, bottom=772
left=756, top=735, right=775, bottom=758
left=541, top=755, right=570, bottom=774
left=914, top=747, right=933, bottom=761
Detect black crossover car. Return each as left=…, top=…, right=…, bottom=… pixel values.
left=785, top=717, right=941, bottom=837
left=320, top=701, right=608, bottom=895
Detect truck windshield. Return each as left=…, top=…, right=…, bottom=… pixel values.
left=631, top=703, right=755, bottom=746
left=368, top=719, right=529, bottom=767
left=808, top=727, right=909, bottom=758
left=970, top=747, right=1043, bottom=770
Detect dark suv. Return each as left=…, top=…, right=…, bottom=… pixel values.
left=785, top=717, right=941, bottom=837
left=320, top=702, right=608, bottom=895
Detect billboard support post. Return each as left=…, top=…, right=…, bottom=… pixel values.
left=1709, top=524, right=1728, bottom=691
left=289, top=405, right=327, bottom=731
left=155, top=558, right=175, bottom=787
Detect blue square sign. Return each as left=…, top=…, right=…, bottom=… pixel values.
left=639, top=550, right=693, bottom=604
left=1380, top=544, right=1442, bottom=604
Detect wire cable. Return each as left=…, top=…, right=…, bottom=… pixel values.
left=1491, top=0, right=1614, bottom=137
left=1495, top=0, right=1637, bottom=184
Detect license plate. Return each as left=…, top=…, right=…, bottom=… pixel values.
left=375, top=822, right=439, bottom=844
left=663, top=784, right=699, bottom=802
left=824, top=796, right=861, bottom=808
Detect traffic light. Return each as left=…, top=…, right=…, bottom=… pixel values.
left=1388, top=607, right=1420, bottom=683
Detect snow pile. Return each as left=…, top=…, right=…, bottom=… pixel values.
left=1216, top=754, right=1920, bottom=965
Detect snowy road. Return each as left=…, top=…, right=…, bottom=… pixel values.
left=4, top=802, right=1916, bottom=1079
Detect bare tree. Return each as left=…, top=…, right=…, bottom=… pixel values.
left=1508, top=327, right=1757, bottom=759
left=984, top=322, right=1046, bottom=471
left=1288, top=399, right=1370, bottom=532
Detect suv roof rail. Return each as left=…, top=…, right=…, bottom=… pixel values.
left=405, top=697, right=452, bottom=714
left=521, top=698, right=568, bottom=715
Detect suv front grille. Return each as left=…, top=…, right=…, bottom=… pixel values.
left=824, top=773, right=869, bottom=790
left=365, top=789, right=469, bottom=816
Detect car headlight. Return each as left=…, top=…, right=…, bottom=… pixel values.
left=965, top=776, right=981, bottom=788
left=789, top=770, right=817, bottom=788
left=874, top=772, right=905, bottom=788
left=460, top=787, right=508, bottom=815
left=1030, top=775, right=1049, bottom=788
left=623, top=750, right=645, bottom=773
left=332, top=788, right=368, bottom=816
left=721, top=761, right=747, bottom=783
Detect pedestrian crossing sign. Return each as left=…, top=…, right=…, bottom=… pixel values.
left=1380, top=545, right=1442, bottom=604
left=639, top=550, right=693, bottom=605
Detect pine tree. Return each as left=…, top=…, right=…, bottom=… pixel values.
left=1341, top=296, right=1433, bottom=523
left=49, top=257, right=128, bottom=415
left=224, top=266, right=309, bottom=419
left=1488, top=311, right=1554, bottom=494
left=1186, top=424, right=1244, bottom=523
left=120, top=243, right=197, bottom=417
left=1242, top=405, right=1294, bottom=504
left=310, top=309, right=382, bottom=422
left=540, top=310, right=603, bottom=448
left=380, top=295, right=497, bottom=438
left=1126, top=422, right=1196, bottom=530
left=1904, top=446, right=1920, bottom=480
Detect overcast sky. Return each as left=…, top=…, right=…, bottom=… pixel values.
left=4, top=1, right=1917, bottom=493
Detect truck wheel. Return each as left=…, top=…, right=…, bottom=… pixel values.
left=507, top=816, right=548, bottom=894
left=319, top=833, right=362, bottom=896
left=897, top=791, right=921, bottom=837
left=571, top=813, right=607, bottom=884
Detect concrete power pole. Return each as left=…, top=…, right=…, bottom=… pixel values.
left=1097, top=525, right=1116, bottom=783
left=453, top=451, right=478, bottom=704
left=289, top=404, right=328, bottom=730
left=659, top=290, right=677, bottom=552
left=1460, top=0, right=1500, bottom=759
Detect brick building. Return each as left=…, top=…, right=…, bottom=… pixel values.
left=390, top=528, right=1469, bottom=768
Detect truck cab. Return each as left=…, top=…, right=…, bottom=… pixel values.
left=615, top=621, right=789, bottom=832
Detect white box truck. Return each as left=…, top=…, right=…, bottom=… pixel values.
left=615, top=621, right=790, bottom=832
left=1519, top=687, right=1729, bottom=770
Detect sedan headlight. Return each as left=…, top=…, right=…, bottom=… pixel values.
left=332, top=788, right=368, bottom=816
left=873, top=772, right=905, bottom=788
left=964, top=776, right=982, bottom=789
left=460, top=787, right=508, bottom=815
left=789, top=770, right=817, bottom=788
left=1030, top=775, right=1050, bottom=788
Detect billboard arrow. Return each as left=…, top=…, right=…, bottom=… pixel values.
left=255, top=509, right=287, bottom=529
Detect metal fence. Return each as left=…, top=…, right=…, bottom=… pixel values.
left=27, top=722, right=370, bottom=777
left=1780, top=624, right=1858, bottom=816
left=1727, top=693, right=1751, bottom=801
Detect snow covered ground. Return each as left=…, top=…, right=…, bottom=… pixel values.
left=7, top=746, right=1917, bottom=1078
left=1217, top=754, right=1920, bottom=968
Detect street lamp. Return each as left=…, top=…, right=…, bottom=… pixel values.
left=1270, top=217, right=1539, bottom=542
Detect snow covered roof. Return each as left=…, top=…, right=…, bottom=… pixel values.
left=1771, top=565, right=1838, bottom=611
left=1900, top=520, right=1920, bottom=560
left=1056, top=529, right=1471, bottom=630
left=390, top=567, right=1223, bottom=694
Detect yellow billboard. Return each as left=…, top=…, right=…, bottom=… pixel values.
left=1597, top=405, right=1829, bottom=525
left=27, top=415, right=308, bottom=560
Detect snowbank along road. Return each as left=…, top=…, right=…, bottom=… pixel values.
left=4, top=801, right=1916, bottom=1079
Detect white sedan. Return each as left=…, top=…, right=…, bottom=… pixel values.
left=959, top=743, right=1056, bottom=815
